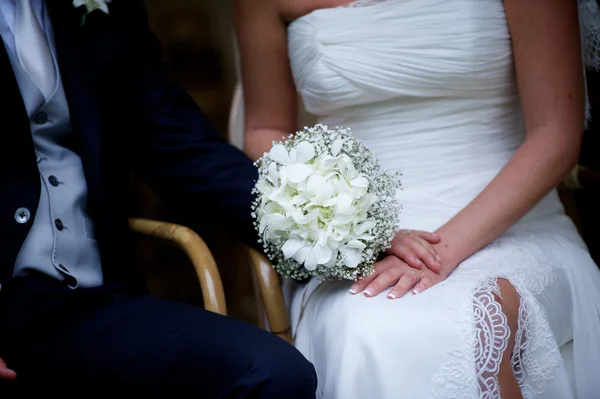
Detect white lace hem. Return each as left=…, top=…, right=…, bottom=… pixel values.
left=431, top=233, right=563, bottom=399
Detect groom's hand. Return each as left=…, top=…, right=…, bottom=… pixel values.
left=385, top=230, right=442, bottom=272
left=0, top=359, right=17, bottom=380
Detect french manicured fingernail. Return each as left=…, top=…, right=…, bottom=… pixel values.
left=364, top=289, right=372, bottom=297
left=412, top=288, right=420, bottom=295
left=388, top=292, right=397, bottom=299
left=349, top=285, right=359, bottom=294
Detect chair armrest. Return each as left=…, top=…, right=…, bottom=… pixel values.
left=563, top=164, right=600, bottom=190
left=248, top=248, right=293, bottom=344
left=128, top=218, right=227, bottom=316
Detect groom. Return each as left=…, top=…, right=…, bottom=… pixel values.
left=0, top=0, right=316, bottom=396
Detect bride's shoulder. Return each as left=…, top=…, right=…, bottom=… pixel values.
left=279, top=0, right=356, bottom=23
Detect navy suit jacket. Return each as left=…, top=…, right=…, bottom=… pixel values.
left=0, top=0, right=258, bottom=286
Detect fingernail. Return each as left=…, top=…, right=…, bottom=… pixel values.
left=412, top=288, right=420, bottom=295
left=388, top=292, right=396, bottom=299
left=364, top=289, right=372, bottom=297
left=436, top=254, right=442, bottom=262
left=349, top=285, right=359, bottom=294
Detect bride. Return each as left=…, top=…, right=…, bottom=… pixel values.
left=234, top=0, right=600, bottom=397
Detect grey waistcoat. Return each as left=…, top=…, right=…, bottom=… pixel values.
left=7, top=6, right=103, bottom=288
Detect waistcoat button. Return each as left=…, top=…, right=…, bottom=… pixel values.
left=14, top=207, right=31, bottom=224
left=33, top=112, right=48, bottom=124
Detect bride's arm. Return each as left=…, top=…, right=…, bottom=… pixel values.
left=417, top=0, right=585, bottom=290
left=233, top=0, right=298, bottom=161
left=352, top=0, right=585, bottom=299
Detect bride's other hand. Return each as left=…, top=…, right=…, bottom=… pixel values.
left=349, top=255, right=450, bottom=299
left=386, top=230, right=442, bottom=272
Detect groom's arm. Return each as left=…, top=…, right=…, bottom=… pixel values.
left=122, top=1, right=259, bottom=249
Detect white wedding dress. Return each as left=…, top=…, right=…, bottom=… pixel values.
left=285, top=0, right=600, bottom=398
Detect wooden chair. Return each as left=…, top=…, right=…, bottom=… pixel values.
left=128, top=217, right=227, bottom=316
left=247, top=248, right=293, bottom=343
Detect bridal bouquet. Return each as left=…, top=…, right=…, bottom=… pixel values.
left=251, top=124, right=401, bottom=281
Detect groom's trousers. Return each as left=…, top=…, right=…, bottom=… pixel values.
left=0, top=273, right=316, bottom=397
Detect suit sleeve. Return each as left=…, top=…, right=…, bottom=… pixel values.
left=124, top=1, right=260, bottom=249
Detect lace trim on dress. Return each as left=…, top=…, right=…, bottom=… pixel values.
left=431, top=233, right=563, bottom=399
left=474, top=280, right=510, bottom=398
left=431, top=279, right=510, bottom=399
left=579, top=0, right=600, bottom=71
left=511, top=294, right=561, bottom=397
left=578, top=0, right=600, bottom=122
left=341, top=0, right=392, bottom=8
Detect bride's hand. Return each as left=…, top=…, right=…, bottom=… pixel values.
left=350, top=255, right=450, bottom=298
left=385, top=230, right=442, bottom=272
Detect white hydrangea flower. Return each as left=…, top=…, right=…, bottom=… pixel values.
left=252, top=124, right=401, bottom=281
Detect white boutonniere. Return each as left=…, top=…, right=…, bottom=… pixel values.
left=73, top=0, right=111, bottom=25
